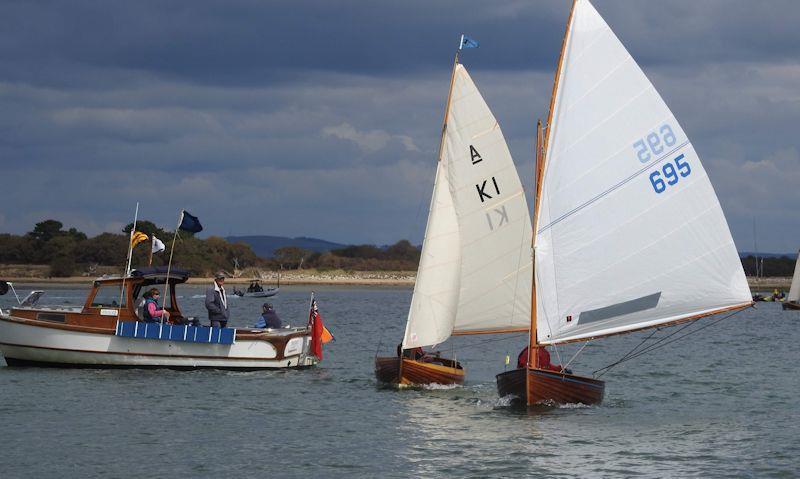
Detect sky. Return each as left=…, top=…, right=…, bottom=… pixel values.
left=1, top=0, right=798, bottom=252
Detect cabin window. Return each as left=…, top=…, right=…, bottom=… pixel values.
left=91, top=285, right=127, bottom=308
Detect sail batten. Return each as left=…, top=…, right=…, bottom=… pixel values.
left=533, top=0, right=751, bottom=345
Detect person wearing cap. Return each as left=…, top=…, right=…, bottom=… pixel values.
left=254, top=303, right=282, bottom=329
left=205, top=271, right=230, bottom=328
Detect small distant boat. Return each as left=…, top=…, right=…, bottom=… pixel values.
left=783, top=250, right=800, bottom=310
left=375, top=45, right=533, bottom=387
left=233, top=276, right=279, bottom=298
left=0, top=267, right=322, bottom=369
left=497, top=0, right=752, bottom=407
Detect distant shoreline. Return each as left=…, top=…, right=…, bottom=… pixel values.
left=0, top=269, right=790, bottom=291
left=1, top=269, right=417, bottom=286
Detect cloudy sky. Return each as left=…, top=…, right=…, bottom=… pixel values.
left=1, top=0, right=798, bottom=252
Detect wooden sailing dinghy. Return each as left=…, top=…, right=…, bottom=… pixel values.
left=497, top=0, right=753, bottom=406
left=375, top=48, right=533, bottom=387
left=782, top=250, right=800, bottom=310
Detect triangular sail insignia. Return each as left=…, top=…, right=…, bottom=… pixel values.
left=403, top=64, right=532, bottom=349
left=534, top=0, right=751, bottom=345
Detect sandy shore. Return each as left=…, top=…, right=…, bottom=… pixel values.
left=0, top=265, right=790, bottom=291
left=0, top=268, right=417, bottom=286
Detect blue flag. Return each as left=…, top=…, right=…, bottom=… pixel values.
left=459, top=34, right=479, bottom=50
left=178, top=211, right=203, bottom=233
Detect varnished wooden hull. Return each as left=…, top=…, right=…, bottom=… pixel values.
left=374, top=356, right=464, bottom=387
left=782, top=301, right=800, bottom=310
left=496, top=367, right=604, bottom=406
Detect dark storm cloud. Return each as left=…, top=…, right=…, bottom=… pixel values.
left=0, top=1, right=798, bottom=250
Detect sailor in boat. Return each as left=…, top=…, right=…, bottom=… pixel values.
left=396, top=343, right=426, bottom=361
left=517, top=346, right=571, bottom=374
left=142, top=288, right=170, bottom=323
left=205, top=271, right=230, bottom=328
left=254, top=302, right=282, bottom=329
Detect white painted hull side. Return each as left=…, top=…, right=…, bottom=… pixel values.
left=0, top=317, right=318, bottom=369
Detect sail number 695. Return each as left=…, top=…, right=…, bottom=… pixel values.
left=649, top=154, right=691, bottom=194
left=634, top=124, right=677, bottom=163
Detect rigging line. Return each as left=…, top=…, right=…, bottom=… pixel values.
left=593, top=307, right=749, bottom=378
left=593, top=320, right=699, bottom=377
left=594, top=327, right=660, bottom=378
left=562, top=340, right=590, bottom=372
left=623, top=307, right=748, bottom=361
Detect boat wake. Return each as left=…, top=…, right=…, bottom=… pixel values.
left=422, top=383, right=462, bottom=391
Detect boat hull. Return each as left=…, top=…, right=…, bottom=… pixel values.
left=782, top=301, right=800, bottom=310
left=496, top=367, right=605, bottom=406
left=374, top=356, right=464, bottom=387
left=0, top=315, right=317, bottom=370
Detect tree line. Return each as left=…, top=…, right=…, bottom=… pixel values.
left=0, top=220, right=422, bottom=277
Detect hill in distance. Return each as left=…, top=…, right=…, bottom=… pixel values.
left=227, top=235, right=348, bottom=259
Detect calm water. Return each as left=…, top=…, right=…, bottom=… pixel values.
left=0, top=284, right=797, bottom=478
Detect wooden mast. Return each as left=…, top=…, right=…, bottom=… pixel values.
left=527, top=0, right=576, bottom=405
left=400, top=48, right=461, bottom=383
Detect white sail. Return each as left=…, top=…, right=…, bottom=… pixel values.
left=403, top=64, right=533, bottom=348
left=445, top=65, right=533, bottom=335
left=402, top=162, right=461, bottom=349
left=788, top=250, right=800, bottom=302
left=535, top=0, right=751, bottom=345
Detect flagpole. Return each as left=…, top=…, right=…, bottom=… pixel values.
left=119, top=202, right=139, bottom=318
left=161, top=210, right=183, bottom=325
left=148, top=237, right=154, bottom=266
left=125, top=202, right=140, bottom=276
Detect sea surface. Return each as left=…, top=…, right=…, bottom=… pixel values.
left=0, top=284, right=797, bottom=478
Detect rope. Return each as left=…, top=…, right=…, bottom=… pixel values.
left=594, top=328, right=660, bottom=378
left=592, top=307, right=749, bottom=378
left=562, top=340, right=589, bottom=371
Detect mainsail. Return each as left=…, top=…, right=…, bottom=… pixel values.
left=403, top=64, right=532, bottom=348
left=534, top=0, right=751, bottom=345
left=787, top=250, right=800, bottom=303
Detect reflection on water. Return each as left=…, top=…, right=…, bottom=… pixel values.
left=0, top=285, right=798, bottom=477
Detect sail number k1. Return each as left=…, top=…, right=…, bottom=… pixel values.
left=649, top=154, right=691, bottom=194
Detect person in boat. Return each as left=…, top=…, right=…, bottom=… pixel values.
left=142, top=288, right=170, bottom=323
left=517, top=346, right=569, bottom=373
left=254, top=302, right=282, bottom=329
left=396, top=343, right=427, bottom=361
left=205, top=272, right=230, bottom=328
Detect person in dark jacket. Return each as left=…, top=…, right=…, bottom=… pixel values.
left=254, top=303, right=282, bottom=329
left=205, top=272, right=230, bottom=328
